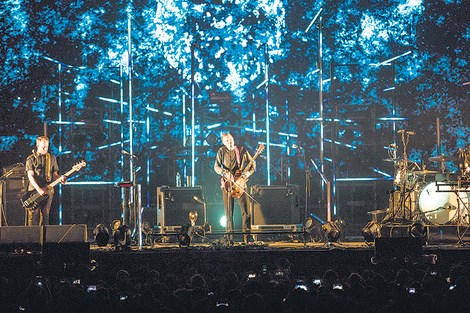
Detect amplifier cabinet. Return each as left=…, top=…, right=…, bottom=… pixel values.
left=250, top=185, right=300, bottom=226
left=156, top=186, right=206, bottom=227
left=1, top=176, right=27, bottom=226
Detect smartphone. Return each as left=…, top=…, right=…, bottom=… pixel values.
left=295, top=284, right=309, bottom=291
left=87, top=285, right=97, bottom=292
left=313, top=278, right=322, bottom=285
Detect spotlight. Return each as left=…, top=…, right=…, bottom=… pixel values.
left=93, top=224, right=110, bottom=247
left=322, top=221, right=341, bottom=243
left=304, top=216, right=322, bottom=242
left=178, top=224, right=194, bottom=247
left=206, top=132, right=218, bottom=146
left=362, top=221, right=381, bottom=243
left=410, top=220, right=427, bottom=238
left=113, top=225, right=132, bottom=251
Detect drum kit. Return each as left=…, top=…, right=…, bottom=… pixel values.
left=383, top=132, right=470, bottom=226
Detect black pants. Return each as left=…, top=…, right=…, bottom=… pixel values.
left=223, top=190, right=251, bottom=236
left=28, top=188, right=54, bottom=226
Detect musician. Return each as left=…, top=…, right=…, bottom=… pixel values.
left=214, top=133, right=255, bottom=244
left=25, top=136, right=67, bottom=225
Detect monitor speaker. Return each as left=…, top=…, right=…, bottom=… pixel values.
left=156, top=186, right=206, bottom=227
left=250, top=185, right=300, bottom=225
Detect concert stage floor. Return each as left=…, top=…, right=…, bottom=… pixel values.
left=3, top=230, right=470, bottom=284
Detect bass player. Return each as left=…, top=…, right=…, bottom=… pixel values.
left=25, top=136, right=67, bottom=225
left=214, top=133, right=255, bottom=244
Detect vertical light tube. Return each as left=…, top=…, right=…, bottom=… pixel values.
left=191, top=43, right=196, bottom=187
left=128, top=14, right=134, bottom=188
left=265, top=44, right=271, bottom=185
left=58, top=63, right=63, bottom=225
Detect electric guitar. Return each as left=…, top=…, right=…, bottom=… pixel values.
left=222, top=144, right=265, bottom=199
left=21, top=160, right=86, bottom=211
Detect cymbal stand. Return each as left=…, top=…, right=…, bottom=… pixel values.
left=391, top=130, right=417, bottom=222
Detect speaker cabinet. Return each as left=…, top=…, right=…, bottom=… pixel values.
left=44, top=224, right=87, bottom=243
left=1, top=177, right=27, bottom=226
left=250, top=185, right=300, bottom=226
left=0, top=226, right=42, bottom=244
left=156, top=186, right=206, bottom=227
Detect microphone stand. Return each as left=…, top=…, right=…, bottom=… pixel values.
left=294, top=146, right=311, bottom=223
left=122, top=151, right=140, bottom=246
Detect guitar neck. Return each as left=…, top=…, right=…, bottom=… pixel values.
left=48, top=168, right=75, bottom=188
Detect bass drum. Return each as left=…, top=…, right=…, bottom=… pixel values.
left=418, top=183, right=466, bottom=224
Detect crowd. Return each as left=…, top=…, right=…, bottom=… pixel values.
left=0, top=251, right=469, bottom=313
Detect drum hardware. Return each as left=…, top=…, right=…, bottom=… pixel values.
left=428, top=155, right=458, bottom=163
left=413, top=170, right=438, bottom=175
left=427, top=182, right=470, bottom=226
left=384, top=130, right=423, bottom=223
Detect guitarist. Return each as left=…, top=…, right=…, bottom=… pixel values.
left=214, top=133, right=255, bottom=244
left=25, top=136, right=67, bottom=225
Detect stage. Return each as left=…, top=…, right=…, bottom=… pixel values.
left=3, top=227, right=470, bottom=285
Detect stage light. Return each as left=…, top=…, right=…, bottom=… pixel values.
left=113, top=224, right=132, bottom=251
left=362, top=221, right=381, bottom=243
left=410, top=220, right=427, bottom=238
left=322, top=221, right=341, bottom=243
left=178, top=224, right=194, bottom=247
left=220, top=216, right=227, bottom=228
left=93, top=224, right=110, bottom=247
left=206, top=132, right=218, bottom=146
left=304, top=216, right=323, bottom=242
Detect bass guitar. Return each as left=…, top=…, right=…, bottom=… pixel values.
left=223, top=144, right=265, bottom=199
left=21, top=160, right=86, bottom=211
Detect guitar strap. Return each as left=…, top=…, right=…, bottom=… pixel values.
left=45, top=153, right=52, bottom=183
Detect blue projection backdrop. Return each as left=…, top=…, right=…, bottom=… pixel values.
left=0, top=0, right=469, bottom=222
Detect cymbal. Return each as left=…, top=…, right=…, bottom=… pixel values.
left=429, top=155, right=458, bottom=162
left=413, top=170, right=438, bottom=175
left=383, top=158, right=402, bottom=162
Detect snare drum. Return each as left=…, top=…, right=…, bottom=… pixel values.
left=418, top=183, right=468, bottom=224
